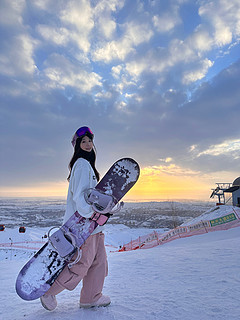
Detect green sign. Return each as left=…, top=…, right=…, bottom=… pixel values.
left=210, top=213, right=237, bottom=227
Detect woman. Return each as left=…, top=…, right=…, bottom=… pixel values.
left=40, top=126, right=110, bottom=311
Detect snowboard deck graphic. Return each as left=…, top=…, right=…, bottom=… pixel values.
left=16, top=158, right=140, bottom=301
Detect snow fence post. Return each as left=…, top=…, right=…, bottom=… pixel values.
left=154, top=230, right=159, bottom=245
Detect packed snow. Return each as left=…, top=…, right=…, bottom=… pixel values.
left=1, top=209, right=240, bottom=319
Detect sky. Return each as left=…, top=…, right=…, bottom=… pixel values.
left=0, top=0, right=240, bottom=201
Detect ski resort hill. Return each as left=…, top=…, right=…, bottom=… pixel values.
left=118, top=205, right=240, bottom=251
left=0, top=204, right=240, bottom=320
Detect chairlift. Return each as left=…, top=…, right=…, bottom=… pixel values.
left=19, top=226, right=26, bottom=233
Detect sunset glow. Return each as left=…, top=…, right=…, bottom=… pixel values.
left=0, top=164, right=218, bottom=202
left=125, top=165, right=213, bottom=201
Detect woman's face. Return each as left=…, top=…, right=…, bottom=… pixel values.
left=80, top=136, right=93, bottom=152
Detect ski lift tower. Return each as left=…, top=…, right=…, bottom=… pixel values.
left=210, top=182, right=232, bottom=205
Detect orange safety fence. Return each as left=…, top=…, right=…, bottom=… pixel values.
left=0, top=241, right=46, bottom=251
left=0, top=240, right=117, bottom=251
left=118, top=207, right=240, bottom=252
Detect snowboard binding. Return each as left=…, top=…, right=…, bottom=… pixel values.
left=85, top=188, right=124, bottom=215
left=48, top=227, right=82, bottom=268
left=48, top=227, right=76, bottom=258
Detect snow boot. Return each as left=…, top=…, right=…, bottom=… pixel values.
left=80, top=295, right=111, bottom=309
left=40, top=294, right=57, bottom=311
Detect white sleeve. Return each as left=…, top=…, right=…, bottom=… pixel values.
left=71, top=160, right=94, bottom=218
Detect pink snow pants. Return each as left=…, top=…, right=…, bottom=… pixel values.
left=46, top=232, right=108, bottom=304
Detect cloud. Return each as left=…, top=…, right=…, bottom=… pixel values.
left=0, top=34, right=37, bottom=77
left=93, top=0, right=124, bottom=39
left=60, top=0, right=94, bottom=53
left=196, top=139, right=240, bottom=159
left=36, top=25, right=70, bottom=46
left=159, top=157, right=173, bottom=163
left=143, top=163, right=201, bottom=177
left=198, top=0, right=240, bottom=45
left=31, top=0, right=53, bottom=11
left=114, top=59, right=240, bottom=177
left=182, top=58, right=214, bottom=84
left=0, top=0, right=24, bottom=26
left=0, top=1, right=37, bottom=78
left=152, top=4, right=182, bottom=33
left=92, top=21, right=154, bottom=62
left=43, top=54, right=102, bottom=92
left=121, top=0, right=240, bottom=89
left=34, top=1, right=94, bottom=54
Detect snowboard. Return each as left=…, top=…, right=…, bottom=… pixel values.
left=15, top=158, right=140, bottom=301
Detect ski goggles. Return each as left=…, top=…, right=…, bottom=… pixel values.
left=71, top=126, right=94, bottom=147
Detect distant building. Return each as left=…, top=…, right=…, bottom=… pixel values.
left=224, top=177, right=240, bottom=207
left=210, top=177, right=240, bottom=207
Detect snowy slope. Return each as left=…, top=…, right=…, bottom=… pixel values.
left=1, top=223, right=240, bottom=320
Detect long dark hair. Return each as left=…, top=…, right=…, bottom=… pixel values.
left=67, top=132, right=100, bottom=182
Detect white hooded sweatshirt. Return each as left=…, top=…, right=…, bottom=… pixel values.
left=63, top=158, right=103, bottom=235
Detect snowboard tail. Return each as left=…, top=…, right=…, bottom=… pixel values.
left=16, top=158, right=140, bottom=301
left=15, top=242, right=66, bottom=300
